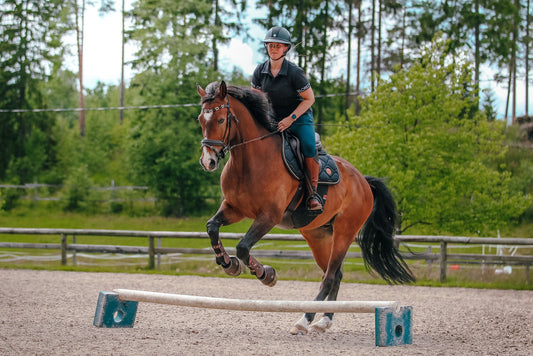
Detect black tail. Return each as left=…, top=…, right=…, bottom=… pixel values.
left=357, top=176, right=415, bottom=284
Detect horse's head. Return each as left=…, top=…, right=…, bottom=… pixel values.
left=197, top=81, right=236, bottom=171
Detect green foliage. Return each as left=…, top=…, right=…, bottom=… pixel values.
left=61, top=164, right=93, bottom=211
left=326, top=38, right=531, bottom=235
left=126, top=67, right=221, bottom=216
left=0, top=0, right=64, bottom=182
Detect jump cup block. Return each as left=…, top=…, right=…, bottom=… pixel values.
left=375, top=305, right=413, bottom=347
left=93, top=291, right=138, bottom=328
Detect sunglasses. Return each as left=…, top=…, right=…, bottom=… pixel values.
left=266, top=43, right=286, bottom=49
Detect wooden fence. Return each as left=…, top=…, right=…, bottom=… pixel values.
left=0, top=227, right=532, bottom=284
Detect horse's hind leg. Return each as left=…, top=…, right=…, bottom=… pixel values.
left=309, top=267, right=343, bottom=333
left=291, top=222, right=356, bottom=335
left=290, top=266, right=343, bottom=335
left=207, top=202, right=244, bottom=276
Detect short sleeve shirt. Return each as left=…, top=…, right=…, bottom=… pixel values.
left=251, top=59, right=312, bottom=120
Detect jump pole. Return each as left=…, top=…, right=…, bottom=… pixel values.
left=93, top=289, right=412, bottom=347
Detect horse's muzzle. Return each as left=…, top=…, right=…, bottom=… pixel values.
left=200, top=147, right=219, bottom=172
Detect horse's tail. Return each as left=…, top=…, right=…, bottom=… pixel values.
left=357, top=176, right=416, bottom=284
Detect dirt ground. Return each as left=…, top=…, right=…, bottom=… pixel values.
left=1, top=269, right=532, bottom=355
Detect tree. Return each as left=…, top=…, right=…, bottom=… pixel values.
left=0, top=0, right=64, bottom=183
left=210, top=0, right=249, bottom=72
left=126, top=68, right=221, bottom=216
left=326, top=38, right=531, bottom=235
left=68, top=0, right=114, bottom=136
left=125, top=0, right=228, bottom=215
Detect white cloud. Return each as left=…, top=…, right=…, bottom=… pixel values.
left=64, top=2, right=135, bottom=89
left=219, top=38, right=261, bottom=76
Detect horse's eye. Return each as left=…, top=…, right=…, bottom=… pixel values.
left=218, top=118, right=225, bottom=124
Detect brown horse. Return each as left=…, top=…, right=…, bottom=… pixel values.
left=196, top=81, right=414, bottom=334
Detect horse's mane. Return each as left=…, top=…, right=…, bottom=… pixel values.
left=202, top=82, right=277, bottom=133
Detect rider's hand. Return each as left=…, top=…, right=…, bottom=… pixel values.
left=277, top=117, right=295, bottom=132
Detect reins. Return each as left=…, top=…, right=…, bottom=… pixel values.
left=201, top=95, right=279, bottom=159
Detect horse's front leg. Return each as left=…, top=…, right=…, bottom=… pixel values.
left=236, top=218, right=278, bottom=287
left=207, top=202, right=244, bottom=276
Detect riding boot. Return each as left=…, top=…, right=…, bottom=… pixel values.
left=304, top=157, right=323, bottom=211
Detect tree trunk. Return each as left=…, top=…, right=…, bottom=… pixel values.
left=505, top=63, right=511, bottom=123
left=212, top=0, right=220, bottom=72
left=345, top=0, right=353, bottom=119
left=357, top=1, right=361, bottom=93
left=474, top=0, right=480, bottom=101
left=377, top=0, right=382, bottom=78
left=317, top=0, right=330, bottom=135
left=526, top=0, right=530, bottom=117
left=119, top=0, right=125, bottom=125
left=371, top=0, right=376, bottom=91
left=400, top=1, right=406, bottom=69
left=75, top=0, right=86, bottom=137
left=512, top=0, right=519, bottom=123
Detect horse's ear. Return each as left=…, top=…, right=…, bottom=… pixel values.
left=197, top=83, right=206, bottom=97
left=219, top=81, right=227, bottom=98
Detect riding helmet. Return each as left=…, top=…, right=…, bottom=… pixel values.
left=263, top=26, right=292, bottom=47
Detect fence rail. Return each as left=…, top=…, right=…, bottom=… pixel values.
left=0, top=227, right=531, bottom=284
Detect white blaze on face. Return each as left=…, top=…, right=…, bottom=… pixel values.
left=203, top=111, right=213, bottom=122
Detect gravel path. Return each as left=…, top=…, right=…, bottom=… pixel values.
left=1, top=269, right=532, bottom=355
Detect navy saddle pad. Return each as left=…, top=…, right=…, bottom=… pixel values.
left=281, top=132, right=340, bottom=185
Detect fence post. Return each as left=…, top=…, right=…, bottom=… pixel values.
left=111, top=180, right=116, bottom=202
left=72, top=235, right=77, bottom=266
left=526, top=263, right=530, bottom=285
left=157, top=237, right=161, bottom=269
left=440, top=241, right=447, bottom=283
left=426, top=246, right=432, bottom=276
left=148, top=236, right=155, bottom=269
left=61, top=234, right=67, bottom=266
left=33, top=181, right=39, bottom=203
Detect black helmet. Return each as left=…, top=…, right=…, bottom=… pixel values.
left=263, top=26, right=292, bottom=47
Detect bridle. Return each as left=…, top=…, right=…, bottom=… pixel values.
left=200, top=95, right=278, bottom=160
left=201, top=95, right=235, bottom=160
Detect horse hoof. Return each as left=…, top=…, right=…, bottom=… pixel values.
left=309, top=316, right=333, bottom=333
left=223, top=256, right=242, bottom=276
left=290, top=315, right=309, bottom=335
left=259, top=265, right=277, bottom=287
left=289, top=324, right=308, bottom=335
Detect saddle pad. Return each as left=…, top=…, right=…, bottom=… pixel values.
left=281, top=132, right=341, bottom=185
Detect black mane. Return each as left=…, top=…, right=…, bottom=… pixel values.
left=202, top=82, right=277, bottom=133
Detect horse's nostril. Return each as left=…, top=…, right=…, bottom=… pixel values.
left=209, top=159, right=217, bottom=170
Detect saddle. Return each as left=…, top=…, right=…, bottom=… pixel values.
left=280, top=131, right=341, bottom=228
left=281, top=132, right=340, bottom=184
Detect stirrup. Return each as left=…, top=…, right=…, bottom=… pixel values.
left=306, top=193, right=323, bottom=214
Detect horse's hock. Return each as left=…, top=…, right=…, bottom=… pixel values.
left=93, top=289, right=413, bottom=347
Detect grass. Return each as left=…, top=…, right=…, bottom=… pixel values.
left=1, top=202, right=532, bottom=290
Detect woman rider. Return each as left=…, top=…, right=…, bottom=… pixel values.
left=251, top=26, right=323, bottom=212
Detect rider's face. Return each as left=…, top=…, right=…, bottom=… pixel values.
left=267, top=43, right=288, bottom=54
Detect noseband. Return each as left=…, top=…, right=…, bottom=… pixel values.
left=201, top=95, right=236, bottom=160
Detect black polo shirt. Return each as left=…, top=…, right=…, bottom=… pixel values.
left=251, top=59, right=312, bottom=120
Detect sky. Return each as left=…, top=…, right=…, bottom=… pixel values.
left=66, top=1, right=532, bottom=123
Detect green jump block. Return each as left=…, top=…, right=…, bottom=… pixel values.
left=375, top=305, right=413, bottom=347
left=93, top=291, right=138, bottom=328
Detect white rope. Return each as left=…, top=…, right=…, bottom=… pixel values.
left=0, top=92, right=360, bottom=113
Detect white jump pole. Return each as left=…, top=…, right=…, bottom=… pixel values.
left=114, top=288, right=399, bottom=313
left=93, top=289, right=413, bottom=347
